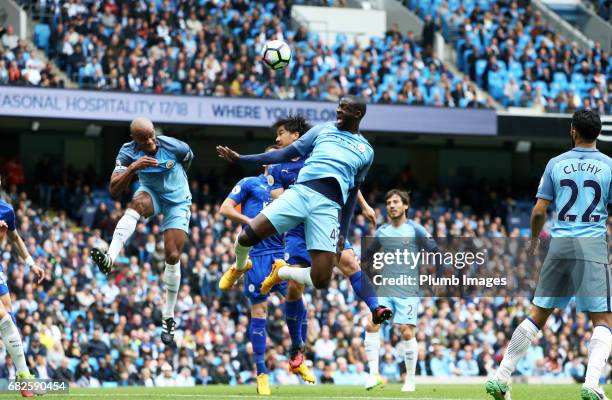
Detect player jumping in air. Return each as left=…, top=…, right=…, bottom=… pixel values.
left=486, top=109, right=612, bottom=400
left=362, top=189, right=438, bottom=392
left=216, top=96, right=376, bottom=298
left=219, top=146, right=313, bottom=394
left=246, top=116, right=391, bottom=377
left=90, top=117, right=193, bottom=345
left=0, top=176, right=44, bottom=397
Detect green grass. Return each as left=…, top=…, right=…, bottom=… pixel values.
left=0, top=384, right=608, bottom=400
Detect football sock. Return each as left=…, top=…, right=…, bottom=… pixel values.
left=403, top=338, right=418, bottom=382
left=250, top=318, right=268, bottom=375
left=278, top=266, right=313, bottom=287
left=495, top=318, right=539, bottom=384
left=285, top=299, right=304, bottom=350
left=234, top=237, right=252, bottom=271
left=108, top=208, right=140, bottom=262
left=584, top=325, right=612, bottom=388
left=300, top=307, right=308, bottom=346
left=349, top=271, right=379, bottom=312
left=162, top=261, right=181, bottom=320
left=364, top=331, right=380, bottom=375
left=0, top=314, right=28, bottom=373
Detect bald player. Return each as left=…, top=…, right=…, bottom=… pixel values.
left=91, top=117, right=194, bottom=345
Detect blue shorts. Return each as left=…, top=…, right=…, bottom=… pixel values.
left=136, top=186, right=191, bottom=233
left=244, top=252, right=287, bottom=304
left=262, top=184, right=340, bottom=254
left=533, top=259, right=612, bottom=313
left=284, top=226, right=352, bottom=267
left=0, top=265, right=8, bottom=296
left=379, top=297, right=419, bottom=326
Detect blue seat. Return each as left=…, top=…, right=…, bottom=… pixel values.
left=487, top=71, right=504, bottom=100
left=166, top=81, right=182, bottom=94
left=69, top=310, right=84, bottom=321
left=553, top=72, right=568, bottom=84
left=68, top=358, right=80, bottom=373
left=475, top=59, right=488, bottom=85
left=34, top=24, right=51, bottom=54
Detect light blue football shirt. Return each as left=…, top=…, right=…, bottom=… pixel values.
left=374, top=220, right=438, bottom=296
left=113, top=135, right=193, bottom=205
left=376, top=220, right=438, bottom=260
left=292, top=122, right=374, bottom=204
left=537, top=148, right=612, bottom=238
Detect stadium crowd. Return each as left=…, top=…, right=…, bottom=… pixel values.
left=3, top=0, right=610, bottom=112
left=0, top=161, right=609, bottom=388
left=14, top=0, right=493, bottom=108
left=407, top=0, right=611, bottom=114
left=0, top=25, right=64, bottom=88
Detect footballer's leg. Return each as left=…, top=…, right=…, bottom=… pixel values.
left=399, top=324, right=418, bottom=392
left=159, top=227, right=187, bottom=345
left=578, top=262, right=612, bottom=400
left=487, top=258, right=569, bottom=400
left=364, top=315, right=383, bottom=390
left=0, top=301, right=34, bottom=397
left=250, top=301, right=271, bottom=395
left=486, top=304, right=553, bottom=400
left=0, top=268, right=15, bottom=325
left=245, top=257, right=273, bottom=396
left=91, top=190, right=154, bottom=274
left=337, top=248, right=392, bottom=324
left=582, top=311, right=612, bottom=400
left=222, top=214, right=277, bottom=290
left=285, top=277, right=315, bottom=383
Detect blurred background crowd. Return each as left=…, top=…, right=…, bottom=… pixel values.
left=1, top=0, right=609, bottom=112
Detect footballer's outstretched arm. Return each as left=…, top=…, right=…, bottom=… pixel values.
left=217, top=144, right=301, bottom=165
left=217, top=123, right=322, bottom=165
left=220, top=197, right=251, bottom=226
left=6, top=230, right=44, bottom=283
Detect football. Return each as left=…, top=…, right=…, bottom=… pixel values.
left=261, top=40, right=292, bottom=70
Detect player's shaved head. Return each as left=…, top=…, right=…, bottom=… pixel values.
left=336, top=96, right=367, bottom=133
left=342, top=95, right=367, bottom=119
left=130, top=117, right=157, bottom=154
left=130, top=117, right=154, bottom=136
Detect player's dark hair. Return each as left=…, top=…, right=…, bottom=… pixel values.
left=385, top=189, right=410, bottom=206
left=272, top=115, right=312, bottom=137
left=572, top=109, right=601, bottom=142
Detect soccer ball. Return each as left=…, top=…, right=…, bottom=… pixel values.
left=262, top=40, right=292, bottom=70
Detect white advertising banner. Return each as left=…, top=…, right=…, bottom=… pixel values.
left=0, top=86, right=497, bottom=135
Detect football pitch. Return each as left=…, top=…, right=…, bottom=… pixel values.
left=1, top=384, right=607, bottom=400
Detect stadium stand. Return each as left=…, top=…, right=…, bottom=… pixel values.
left=0, top=161, right=605, bottom=386
left=404, top=0, right=611, bottom=114
left=0, top=25, right=64, bottom=88
left=8, top=0, right=490, bottom=108
left=585, top=0, right=610, bottom=22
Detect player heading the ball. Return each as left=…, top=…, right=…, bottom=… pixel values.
left=216, top=96, right=374, bottom=294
